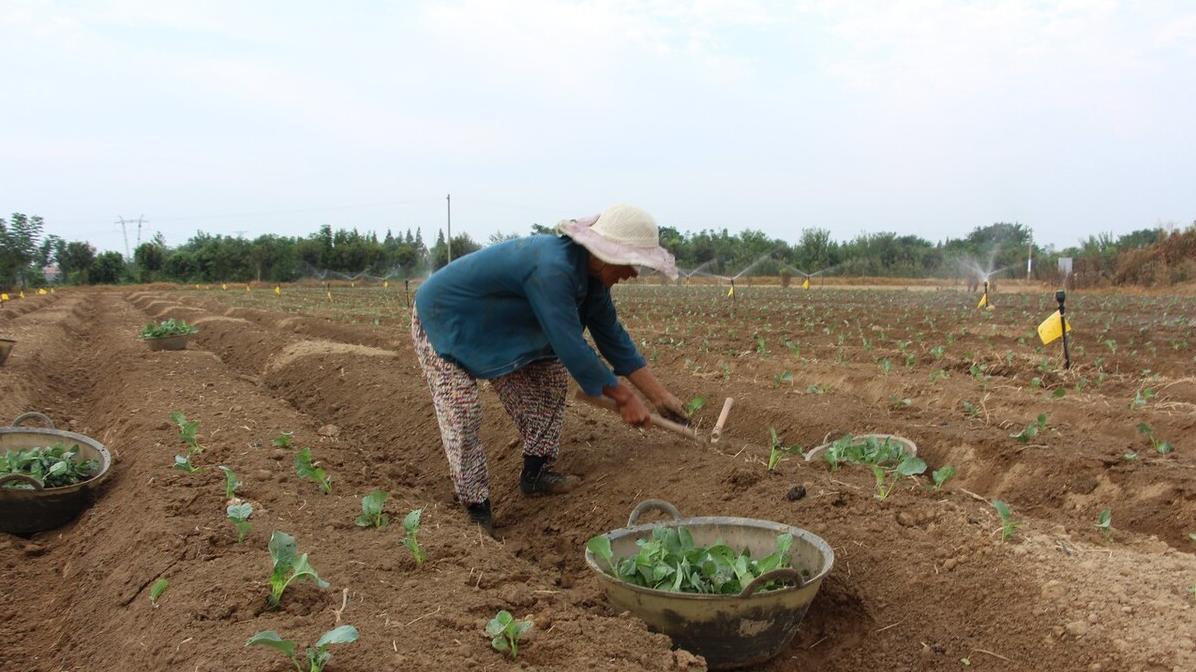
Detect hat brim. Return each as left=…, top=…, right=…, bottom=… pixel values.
left=558, top=219, right=679, bottom=280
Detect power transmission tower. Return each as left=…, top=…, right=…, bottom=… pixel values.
left=117, top=217, right=130, bottom=259
left=116, top=215, right=150, bottom=259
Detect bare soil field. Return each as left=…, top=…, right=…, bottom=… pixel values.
left=2, top=283, right=1194, bottom=672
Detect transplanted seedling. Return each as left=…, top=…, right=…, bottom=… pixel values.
left=683, top=396, right=705, bottom=417
left=218, top=465, right=241, bottom=499
left=486, top=610, right=533, bottom=660
left=294, top=447, right=332, bottom=494
left=148, top=578, right=169, bottom=607
left=402, top=509, right=427, bottom=564
left=1010, top=414, right=1048, bottom=443
left=767, top=427, right=803, bottom=472
left=173, top=454, right=201, bottom=474
left=1137, top=422, right=1174, bottom=455
left=246, top=625, right=358, bottom=672
left=227, top=502, right=253, bottom=542
left=992, top=500, right=1021, bottom=542
left=931, top=465, right=956, bottom=491
left=267, top=531, right=330, bottom=607
left=870, top=455, right=927, bottom=500
left=169, top=411, right=203, bottom=453
left=355, top=490, right=389, bottom=529
left=1094, top=508, right=1113, bottom=540
left=272, top=432, right=294, bottom=448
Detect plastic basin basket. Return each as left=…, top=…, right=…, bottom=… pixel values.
left=0, top=413, right=112, bottom=534
left=143, top=334, right=192, bottom=351
left=585, top=499, right=834, bottom=670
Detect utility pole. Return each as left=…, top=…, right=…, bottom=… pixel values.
left=136, top=214, right=145, bottom=248
left=446, top=193, right=452, bottom=264
left=1027, top=227, right=1033, bottom=281
left=117, top=216, right=130, bottom=259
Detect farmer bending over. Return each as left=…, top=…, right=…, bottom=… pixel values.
left=412, top=204, right=686, bottom=532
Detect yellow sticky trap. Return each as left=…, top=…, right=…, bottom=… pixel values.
left=245, top=285, right=251, bottom=292
left=0, top=293, right=8, bottom=301
left=221, top=283, right=228, bottom=290
left=19, top=291, right=25, bottom=299
left=977, top=293, right=988, bottom=309
left=351, top=281, right=355, bottom=288
left=383, top=280, right=389, bottom=288
left=195, top=284, right=201, bottom=289
left=326, top=290, right=333, bottom=302
left=727, top=285, right=735, bottom=297
left=1037, top=311, right=1072, bottom=345
left=37, top=288, right=47, bottom=295
left=274, top=285, right=281, bottom=296
left=802, top=278, right=810, bottom=290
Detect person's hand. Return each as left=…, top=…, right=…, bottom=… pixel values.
left=652, top=392, right=690, bottom=425
left=604, top=383, right=651, bottom=427
left=618, top=393, right=652, bottom=427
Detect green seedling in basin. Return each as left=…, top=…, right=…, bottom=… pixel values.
left=931, top=465, right=956, bottom=491
left=992, top=500, right=1021, bottom=542
left=218, top=465, right=241, bottom=499
left=173, top=454, right=201, bottom=474
left=822, top=434, right=910, bottom=472
left=1094, top=509, right=1113, bottom=540
left=355, top=490, right=389, bottom=529
left=0, top=443, right=99, bottom=488
left=148, top=578, right=169, bottom=607
left=486, top=610, right=533, bottom=660
left=246, top=625, right=358, bottom=672
left=227, top=502, right=253, bottom=542
left=294, top=447, right=332, bottom=494
left=139, top=319, right=197, bottom=339
left=402, top=509, right=427, bottom=564
left=1010, top=414, right=1047, bottom=443
left=267, top=531, right=330, bottom=607
left=586, top=526, right=798, bottom=595
left=870, top=455, right=926, bottom=500
left=169, top=411, right=203, bottom=453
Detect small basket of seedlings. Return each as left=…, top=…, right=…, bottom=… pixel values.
left=139, top=319, right=198, bottom=351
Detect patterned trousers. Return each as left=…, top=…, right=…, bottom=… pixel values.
left=411, top=312, right=568, bottom=505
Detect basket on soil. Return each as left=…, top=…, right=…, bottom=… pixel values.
left=138, top=319, right=198, bottom=351
left=0, top=338, right=14, bottom=366
left=0, top=412, right=112, bottom=535
left=584, top=499, right=834, bottom=670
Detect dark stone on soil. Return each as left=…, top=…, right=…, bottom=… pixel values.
left=786, top=485, right=807, bottom=501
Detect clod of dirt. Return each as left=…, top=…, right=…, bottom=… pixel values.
left=317, top=423, right=340, bottom=437
left=723, top=466, right=763, bottom=491
left=786, top=484, right=807, bottom=501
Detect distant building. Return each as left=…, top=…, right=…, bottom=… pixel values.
left=42, top=263, right=61, bottom=283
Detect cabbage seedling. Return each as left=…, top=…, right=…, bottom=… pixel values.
left=486, top=610, right=533, bottom=660
left=871, top=455, right=926, bottom=500
left=271, top=432, right=294, bottom=448
left=0, top=443, right=99, bottom=488
left=931, top=465, right=955, bottom=491
left=355, top=490, right=389, bottom=528
left=173, top=454, right=201, bottom=473
left=992, top=500, right=1021, bottom=542
left=267, top=531, right=330, bottom=607
left=401, top=509, right=427, bottom=565
left=140, top=319, right=197, bottom=339
left=1010, top=414, right=1047, bottom=443
left=1094, top=509, right=1112, bottom=540
left=767, top=427, right=803, bottom=472
left=149, top=578, right=169, bottom=607
left=227, top=502, right=253, bottom=542
left=218, top=465, right=241, bottom=499
left=1137, top=422, right=1174, bottom=455
left=294, top=447, right=332, bottom=494
left=169, top=411, right=203, bottom=453
left=246, top=625, right=358, bottom=672
left=683, top=396, right=705, bottom=416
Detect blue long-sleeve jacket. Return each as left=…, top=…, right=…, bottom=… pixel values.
left=414, top=235, right=646, bottom=395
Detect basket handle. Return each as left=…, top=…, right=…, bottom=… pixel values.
left=740, top=568, right=804, bottom=598
left=627, top=499, right=683, bottom=527
left=0, top=473, right=45, bottom=489
left=11, top=412, right=55, bottom=429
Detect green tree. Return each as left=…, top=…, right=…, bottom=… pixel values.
left=90, top=251, right=127, bottom=284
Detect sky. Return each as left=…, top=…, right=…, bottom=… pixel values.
left=2, top=0, right=1195, bottom=255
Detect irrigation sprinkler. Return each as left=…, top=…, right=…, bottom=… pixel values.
left=1057, top=289, right=1071, bottom=370
left=404, top=280, right=411, bottom=309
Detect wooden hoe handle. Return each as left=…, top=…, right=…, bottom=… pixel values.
left=574, top=391, right=703, bottom=443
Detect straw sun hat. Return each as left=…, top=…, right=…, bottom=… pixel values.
left=556, top=204, right=679, bottom=279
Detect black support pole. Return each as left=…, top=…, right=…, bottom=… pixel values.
left=1056, top=289, right=1071, bottom=370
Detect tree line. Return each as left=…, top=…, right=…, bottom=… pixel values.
left=1, top=211, right=1189, bottom=290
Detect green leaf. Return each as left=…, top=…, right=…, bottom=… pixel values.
left=269, top=531, right=298, bottom=572
left=932, top=465, right=956, bottom=490
left=218, top=466, right=240, bottom=499
left=148, top=578, right=169, bottom=605
left=897, top=456, right=927, bottom=477
left=491, top=635, right=509, bottom=652
left=314, top=625, right=359, bottom=648
left=246, top=630, right=297, bottom=658
left=486, top=611, right=513, bottom=636
left=403, top=508, right=423, bottom=533
left=586, top=536, right=614, bottom=571
left=227, top=502, right=253, bottom=521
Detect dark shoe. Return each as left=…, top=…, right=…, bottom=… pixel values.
left=520, top=466, right=578, bottom=496
left=465, top=499, right=494, bottom=536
